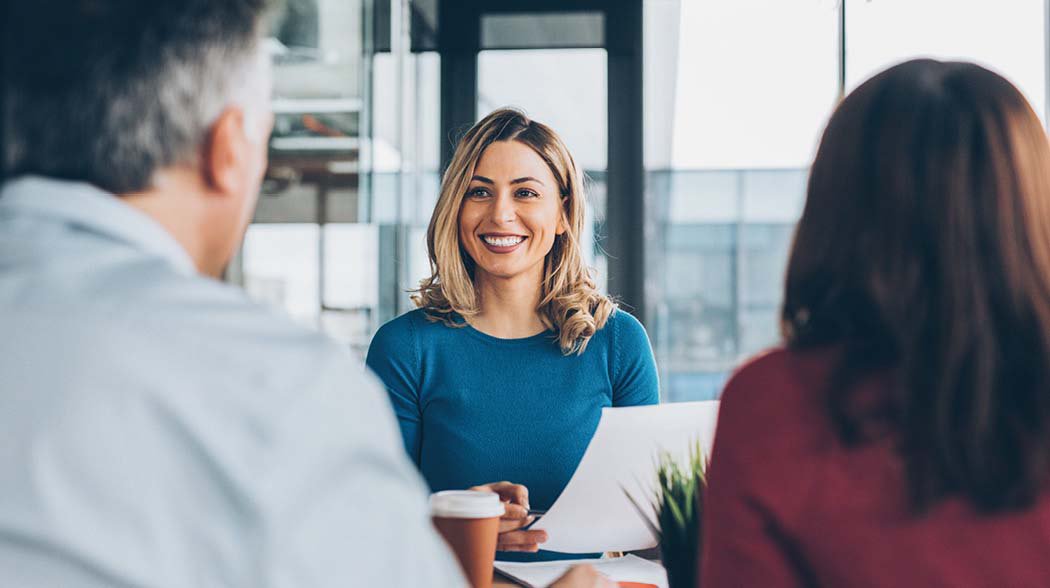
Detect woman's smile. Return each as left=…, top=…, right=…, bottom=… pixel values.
left=480, top=233, right=528, bottom=253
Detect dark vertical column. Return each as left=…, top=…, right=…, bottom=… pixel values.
left=1, top=0, right=7, bottom=182
left=438, top=0, right=479, bottom=171
left=605, top=0, right=646, bottom=324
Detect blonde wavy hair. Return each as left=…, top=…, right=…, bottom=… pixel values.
left=413, top=108, right=615, bottom=355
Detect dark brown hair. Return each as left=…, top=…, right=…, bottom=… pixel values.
left=783, top=59, right=1050, bottom=512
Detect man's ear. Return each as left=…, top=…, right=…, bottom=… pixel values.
left=201, top=106, right=249, bottom=196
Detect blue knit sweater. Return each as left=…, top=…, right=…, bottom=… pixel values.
left=366, top=307, right=659, bottom=560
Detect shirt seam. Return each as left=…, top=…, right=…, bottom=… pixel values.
left=407, top=311, right=425, bottom=415
left=611, top=309, right=623, bottom=404
left=462, top=323, right=557, bottom=347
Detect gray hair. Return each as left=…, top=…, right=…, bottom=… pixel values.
left=2, top=0, right=274, bottom=194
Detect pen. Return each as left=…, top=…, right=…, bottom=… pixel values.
left=522, top=509, right=546, bottom=530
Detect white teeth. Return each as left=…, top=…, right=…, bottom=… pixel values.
left=482, top=235, right=525, bottom=247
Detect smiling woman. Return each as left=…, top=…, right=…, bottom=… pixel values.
left=366, top=108, right=660, bottom=562
left=460, top=141, right=565, bottom=288
left=416, top=108, right=612, bottom=355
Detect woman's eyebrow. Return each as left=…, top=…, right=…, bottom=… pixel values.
left=469, top=175, right=546, bottom=186
left=511, top=176, right=544, bottom=186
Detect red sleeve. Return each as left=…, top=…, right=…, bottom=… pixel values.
left=700, top=351, right=820, bottom=588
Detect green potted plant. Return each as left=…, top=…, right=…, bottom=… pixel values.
left=625, top=442, right=708, bottom=588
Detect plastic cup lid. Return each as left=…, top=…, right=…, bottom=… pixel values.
left=430, top=490, right=505, bottom=519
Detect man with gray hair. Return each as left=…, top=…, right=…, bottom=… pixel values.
left=0, top=1, right=607, bottom=586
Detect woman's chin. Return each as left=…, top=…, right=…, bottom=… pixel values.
left=477, top=268, right=524, bottom=281
left=474, top=263, right=537, bottom=282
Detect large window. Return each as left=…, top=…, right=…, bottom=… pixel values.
left=846, top=0, right=1046, bottom=120
left=232, top=0, right=371, bottom=353
left=231, top=0, right=1050, bottom=395
left=232, top=0, right=442, bottom=356
left=645, top=1, right=838, bottom=401
left=646, top=0, right=1048, bottom=402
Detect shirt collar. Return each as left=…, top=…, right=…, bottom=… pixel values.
left=0, top=175, right=198, bottom=275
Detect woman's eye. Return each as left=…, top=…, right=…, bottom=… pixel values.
left=467, top=188, right=490, bottom=198
left=516, top=189, right=539, bottom=199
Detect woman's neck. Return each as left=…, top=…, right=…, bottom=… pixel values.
left=469, top=269, right=547, bottom=339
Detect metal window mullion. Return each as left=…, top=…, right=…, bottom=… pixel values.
left=605, top=0, right=646, bottom=324
left=1045, top=0, right=1049, bottom=130
left=838, top=0, right=847, bottom=99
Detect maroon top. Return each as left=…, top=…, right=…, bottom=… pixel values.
left=700, top=347, right=1050, bottom=588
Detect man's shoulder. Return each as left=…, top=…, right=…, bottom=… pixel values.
left=68, top=258, right=362, bottom=392
left=146, top=271, right=353, bottom=371
left=116, top=262, right=307, bottom=336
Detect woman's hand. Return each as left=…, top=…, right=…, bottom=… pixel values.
left=550, top=565, right=617, bottom=587
left=470, top=481, right=548, bottom=552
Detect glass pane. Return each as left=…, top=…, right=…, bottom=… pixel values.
left=845, top=0, right=1046, bottom=121
left=242, top=224, right=320, bottom=325
left=269, top=0, right=363, bottom=155
left=242, top=0, right=368, bottom=335
left=481, top=12, right=604, bottom=49
left=667, top=1, right=839, bottom=169
left=321, top=224, right=379, bottom=351
left=370, top=50, right=442, bottom=322
left=645, top=1, right=838, bottom=402
left=323, top=223, right=379, bottom=310
left=478, top=49, right=607, bottom=170
left=240, top=0, right=442, bottom=340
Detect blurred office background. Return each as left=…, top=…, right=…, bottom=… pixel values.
left=233, top=0, right=1048, bottom=402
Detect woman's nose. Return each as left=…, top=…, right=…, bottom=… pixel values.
left=489, top=192, right=517, bottom=223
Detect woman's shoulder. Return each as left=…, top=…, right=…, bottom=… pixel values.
left=368, top=309, right=451, bottom=371
left=372, top=308, right=416, bottom=341
left=724, top=346, right=833, bottom=400
left=606, top=305, right=642, bottom=328
left=718, top=346, right=840, bottom=442
left=373, top=308, right=461, bottom=345
left=708, top=347, right=843, bottom=543
left=601, top=306, right=650, bottom=345
left=736, top=344, right=837, bottom=382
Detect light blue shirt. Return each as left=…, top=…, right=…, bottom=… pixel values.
left=0, top=177, right=465, bottom=587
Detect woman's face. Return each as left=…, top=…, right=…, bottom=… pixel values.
left=458, top=140, right=566, bottom=285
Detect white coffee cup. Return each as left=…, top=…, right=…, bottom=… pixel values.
left=430, top=491, right=505, bottom=588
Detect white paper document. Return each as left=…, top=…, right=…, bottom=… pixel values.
left=532, top=401, right=719, bottom=553
left=494, top=555, right=668, bottom=588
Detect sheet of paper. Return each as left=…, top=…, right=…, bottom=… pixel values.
left=494, top=555, right=668, bottom=588
left=532, top=401, right=719, bottom=553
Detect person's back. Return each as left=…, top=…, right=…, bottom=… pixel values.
left=705, top=347, right=1050, bottom=587
left=0, top=2, right=615, bottom=586
left=0, top=1, right=468, bottom=585
left=702, top=59, right=1050, bottom=587
left=0, top=177, right=463, bottom=586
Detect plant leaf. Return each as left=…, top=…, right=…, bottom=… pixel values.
left=621, top=484, right=661, bottom=541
